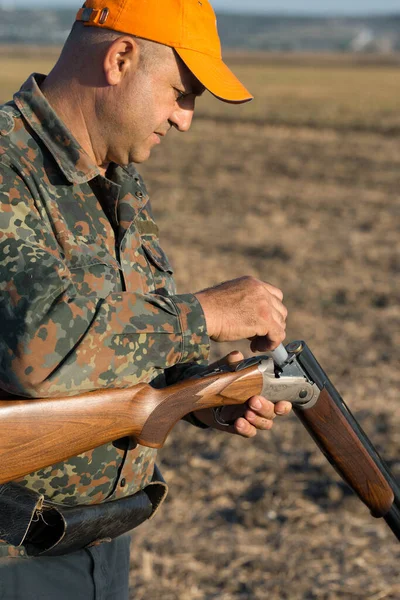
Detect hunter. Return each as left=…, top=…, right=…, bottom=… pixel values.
left=0, top=1, right=291, bottom=598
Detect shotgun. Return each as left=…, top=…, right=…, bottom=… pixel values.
left=0, top=341, right=399, bottom=541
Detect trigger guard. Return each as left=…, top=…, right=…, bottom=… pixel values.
left=213, top=407, right=233, bottom=428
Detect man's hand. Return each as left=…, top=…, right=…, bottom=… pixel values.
left=195, top=276, right=287, bottom=352
left=193, top=351, right=292, bottom=437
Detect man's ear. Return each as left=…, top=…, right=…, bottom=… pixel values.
left=104, top=36, right=140, bottom=86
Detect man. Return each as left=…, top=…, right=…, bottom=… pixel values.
left=0, top=1, right=291, bottom=598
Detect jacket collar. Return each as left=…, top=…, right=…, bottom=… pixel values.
left=13, top=74, right=101, bottom=185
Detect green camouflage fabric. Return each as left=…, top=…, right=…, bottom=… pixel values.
left=0, top=74, right=210, bottom=558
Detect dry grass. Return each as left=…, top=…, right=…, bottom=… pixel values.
left=197, top=57, right=400, bottom=133
left=0, top=47, right=60, bottom=103
left=1, top=48, right=399, bottom=599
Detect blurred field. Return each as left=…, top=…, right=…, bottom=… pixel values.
left=1, top=49, right=400, bottom=599
left=198, top=56, right=400, bottom=134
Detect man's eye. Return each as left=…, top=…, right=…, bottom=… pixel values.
left=175, top=89, right=187, bottom=101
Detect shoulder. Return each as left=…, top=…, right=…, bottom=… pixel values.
left=0, top=102, right=20, bottom=148
left=0, top=105, right=30, bottom=193
left=0, top=102, right=40, bottom=176
left=0, top=105, right=16, bottom=137
left=0, top=104, right=20, bottom=157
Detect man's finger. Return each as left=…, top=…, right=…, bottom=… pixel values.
left=274, top=401, right=292, bottom=416
left=263, top=282, right=284, bottom=301
left=244, top=413, right=275, bottom=431
left=235, top=417, right=258, bottom=438
left=248, top=396, right=276, bottom=420
left=271, top=296, right=288, bottom=322
left=250, top=332, right=285, bottom=353
left=225, top=351, right=245, bottom=365
left=207, top=350, right=244, bottom=371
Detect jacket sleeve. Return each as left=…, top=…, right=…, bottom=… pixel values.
left=0, top=167, right=210, bottom=397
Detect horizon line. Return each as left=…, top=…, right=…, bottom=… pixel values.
left=1, top=4, right=400, bottom=18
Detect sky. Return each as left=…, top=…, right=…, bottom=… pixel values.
left=3, top=0, right=400, bottom=15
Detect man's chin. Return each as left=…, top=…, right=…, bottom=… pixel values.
left=129, top=148, right=153, bottom=165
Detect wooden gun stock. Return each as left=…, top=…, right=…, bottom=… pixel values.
left=0, top=365, right=263, bottom=484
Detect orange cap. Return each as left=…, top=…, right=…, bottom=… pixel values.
left=76, top=0, right=253, bottom=103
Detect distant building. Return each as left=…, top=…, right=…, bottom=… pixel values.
left=350, top=28, right=395, bottom=53
left=351, top=28, right=375, bottom=52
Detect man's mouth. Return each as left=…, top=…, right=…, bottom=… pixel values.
left=155, top=125, right=172, bottom=138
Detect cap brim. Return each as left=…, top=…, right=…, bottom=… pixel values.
left=175, top=48, right=253, bottom=104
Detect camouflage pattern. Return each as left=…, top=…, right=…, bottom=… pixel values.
left=0, top=74, right=210, bottom=558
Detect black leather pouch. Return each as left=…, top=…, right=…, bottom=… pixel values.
left=24, top=469, right=168, bottom=557
left=24, top=489, right=154, bottom=557
left=0, top=482, right=44, bottom=547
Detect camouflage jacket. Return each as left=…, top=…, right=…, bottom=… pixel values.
left=0, top=74, right=210, bottom=557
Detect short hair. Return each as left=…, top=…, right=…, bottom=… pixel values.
left=60, top=22, right=166, bottom=73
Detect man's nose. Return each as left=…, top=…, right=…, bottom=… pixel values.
left=170, top=100, right=195, bottom=133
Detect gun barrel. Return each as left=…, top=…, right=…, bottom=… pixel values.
left=291, top=341, right=400, bottom=542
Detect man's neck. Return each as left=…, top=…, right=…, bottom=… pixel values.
left=40, top=75, right=108, bottom=177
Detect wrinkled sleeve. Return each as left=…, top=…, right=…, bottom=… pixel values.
left=0, top=167, right=210, bottom=397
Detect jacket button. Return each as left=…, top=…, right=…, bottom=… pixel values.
left=120, top=478, right=126, bottom=487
